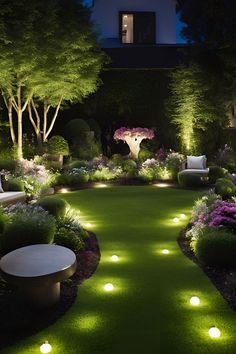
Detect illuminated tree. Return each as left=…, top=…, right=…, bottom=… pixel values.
left=0, top=0, right=105, bottom=159
left=114, top=127, right=154, bottom=160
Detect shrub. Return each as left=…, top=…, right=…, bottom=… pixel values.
left=178, top=172, right=205, bottom=187
left=47, top=135, right=69, bottom=156
left=7, top=178, right=25, bottom=192
left=122, top=159, right=137, bottom=172
left=209, top=166, right=227, bottom=184
left=195, top=228, right=236, bottom=266
left=111, top=154, right=124, bottom=166
left=54, top=227, right=84, bottom=253
left=215, top=178, right=236, bottom=199
left=138, top=167, right=155, bottom=182
left=0, top=159, right=17, bottom=172
left=65, top=119, right=90, bottom=141
left=139, top=147, right=153, bottom=162
left=208, top=201, right=236, bottom=233
left=165, top=152, right=185, bottom=179
left=90, top=167, right=118, bottom=181
left=156, top=166, right=172, bottom=180
left=37, top=197, right=68, bottom=219
left=0, top=205, right=56, bottom=254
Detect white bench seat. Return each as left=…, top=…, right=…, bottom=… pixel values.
left=181, top=168, right=209, bottom=175
left=0, top=192, right=26, bottom=205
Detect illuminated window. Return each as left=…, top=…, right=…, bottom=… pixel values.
left=120, top=12, right=156, bottom=44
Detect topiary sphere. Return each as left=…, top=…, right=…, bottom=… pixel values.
left=65, top=119, right=90, bottom=140
left=47, top=135, right=69, bottom=156
left=37, top=197, right=69, bottom=219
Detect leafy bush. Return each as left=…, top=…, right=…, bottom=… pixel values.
left=37, top=197, right=68, bottom=219
left=156, top=166, right=172, bottom=180
left=47, top=135, right=69, bottom=156
left=215, top=178, right=236, bottom=199
left=139, top=147, right=153, bottom=162
left=165, top=152, right=185, bottom=179
left=0, top=159, right=17, bottom=172
left=209, top=166, right=227, bottom=184
left=111, top=154, right=124, bottom=166
left=0, top=204, right=56, bottom=254
left=65, top=119, right=90, bottom=141
left=208, top=201, right=236, bottom=233
left=90, top=167, right=119, bottom=181
left=178, top=172, right=204, bottom=187
left=7, top=178, right=25, bottom=192
left=122, top=159, right=137, bottom=172
left=54, top=227, right=84, bottom=253
left=195, top=228, right=236, bottom=266
left=138, top=167, right=155, bottom=182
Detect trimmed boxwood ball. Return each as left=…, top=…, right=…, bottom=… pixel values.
left=209, top=166, right=227, bottom=184
left=178, top=171, right=205, bottom=187
left=47, top=135, right=69, bottom=156
left=37, top=197, right=68, bottom=219
left=215, top=178, right=236, bottom=199
left=195, top=228, right=236, bottom=266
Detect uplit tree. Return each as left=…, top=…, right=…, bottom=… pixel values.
left=0, top=0, right=105, bottom=159
left=114, top=127, right=154, bottom=160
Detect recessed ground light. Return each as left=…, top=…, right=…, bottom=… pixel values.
left=162, top=249, right=170, bottom=254
left=208, top=327, right=221, bottom=338
left=104, top=283, right=114, bottom=292
left=85, top=223, right=92, bottom=228
left=60, top=188, right=69, bottom=193
left=180, top=214, right=187, bottom=219
left=111, top=255, right=119, bottom=262
left=173, top=217, right=180, bottom=223
left=190, top=296, right=200, bottom=306
left=40, top=341, right=52, bottom=353
left=154, top=183, right=170, bottom=188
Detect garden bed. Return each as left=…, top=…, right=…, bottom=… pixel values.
left=178, top=230, right=236, bottom=311
left=0, top=231, right=100, bottom=350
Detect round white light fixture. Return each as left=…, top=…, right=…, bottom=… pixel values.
left=96, top=183, right=108, bottom=188
left=173, top=217, right=180, bottom=223
left=162, top=249, right=170, bottom=254
left=85, top=223, right=92, bottom=228
left=104, top=283, right=114, bottom=292
left=154, top=183, right=169, bottom=188
left=190, top=296, right=200, bottom=306
left=40, top=341, right=52, bottom=354
left=180, top=213, right=187, bottom=219
left=208, top=327, right=221, bottom=338
left=111, top=255, right=119, bottom=262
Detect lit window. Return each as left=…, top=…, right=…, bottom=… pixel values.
left=122, top=14, right=134, bottom=44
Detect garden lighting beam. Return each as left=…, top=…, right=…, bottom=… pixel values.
left=111, top=255, right=119, bottom=262
left=104, top=283, right=114, bottom=291
left=208, top=327, right=221, bottom=338
left=162, top=249, right=170, bottom=254
left=40, top=341, right=52, bottom=353
left=173, top=217, right=180, bottom=223
left=190, top=296, right=200, bottom=306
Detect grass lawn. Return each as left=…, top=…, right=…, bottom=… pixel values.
left=2, top=186, right=236, bottom=354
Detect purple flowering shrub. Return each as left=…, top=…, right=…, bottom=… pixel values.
left=209, top=201, right=236, bottom=232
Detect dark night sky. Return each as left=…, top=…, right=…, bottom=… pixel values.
left=82, top=0, right=186, bottom=43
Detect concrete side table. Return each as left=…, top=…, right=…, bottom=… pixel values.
left=0, top=244, right=77, bottom=308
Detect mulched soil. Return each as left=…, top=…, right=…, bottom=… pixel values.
left=0, top=232, right=100, bottom=350
left=178, top=229, right=236, bottom=311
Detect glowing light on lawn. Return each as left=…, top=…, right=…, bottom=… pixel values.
left=60, top=188, right=69, bottom=193
left=85, top=223, right=92, bottom=228
left=104, top=283, right=114, bottom=292
left=111, top=255, right=119, bottom=262
left=162, top=249, right=170, bottom=254
left=95, top=183, right=108, bottom=188
left=190, top=296, right=200, bottom=306
left=208, top=327, right=221, bottom=338
left=180, top=214, right=187, bottom=219
left=173, top=217, right=180, bottom=223
left=40, top=341, right=52, bottom=353
left=154, top=183, right=170, bottom=188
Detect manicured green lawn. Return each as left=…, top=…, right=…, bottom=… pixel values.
left=3, top=186, right=236, bottom=354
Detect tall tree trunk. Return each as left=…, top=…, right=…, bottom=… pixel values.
left=28, top=100, right=43, bottom=153
left=17, top=86, right=23, bottom=160
left=43, top=97, right=63, bottom=142
left=8, top=99, right=16, bottom=145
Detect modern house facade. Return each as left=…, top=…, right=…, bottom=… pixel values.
left=91, top=0, right=176, bottom=46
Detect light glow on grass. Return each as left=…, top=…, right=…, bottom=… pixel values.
left=104, top=283, right=114, bottom=292
left=84, top=222, right=92, bottom=228
left=95, top=183, right=108, bottom=188
left=111, top=255, right=119, bottom=262
left=153, top=183, right=170, bottom=188
left=162, top=249, right=170, bottom=255
left=173, top=217, right=180, bottom=223
left=190, top=296, right=200, bottom=306
left=208, top=327, right=221, bottom=338
left=40, top=341, right=52, bottom=353
left=77, top=314, right=101, bottom=332
left=59, top=188, right=69, bottom=193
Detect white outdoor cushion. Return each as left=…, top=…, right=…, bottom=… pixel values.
left=182, top=168, right=209, bottom=175
left=187, top=156, right=207, bottom=170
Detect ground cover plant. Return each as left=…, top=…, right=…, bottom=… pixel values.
left=2, top=186, right=236, bottom=354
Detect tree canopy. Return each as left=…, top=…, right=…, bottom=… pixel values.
left=0, top=0, right=105, bottom=159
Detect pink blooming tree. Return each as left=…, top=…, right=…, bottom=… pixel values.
left=114, top=127, right=155, bottom=160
